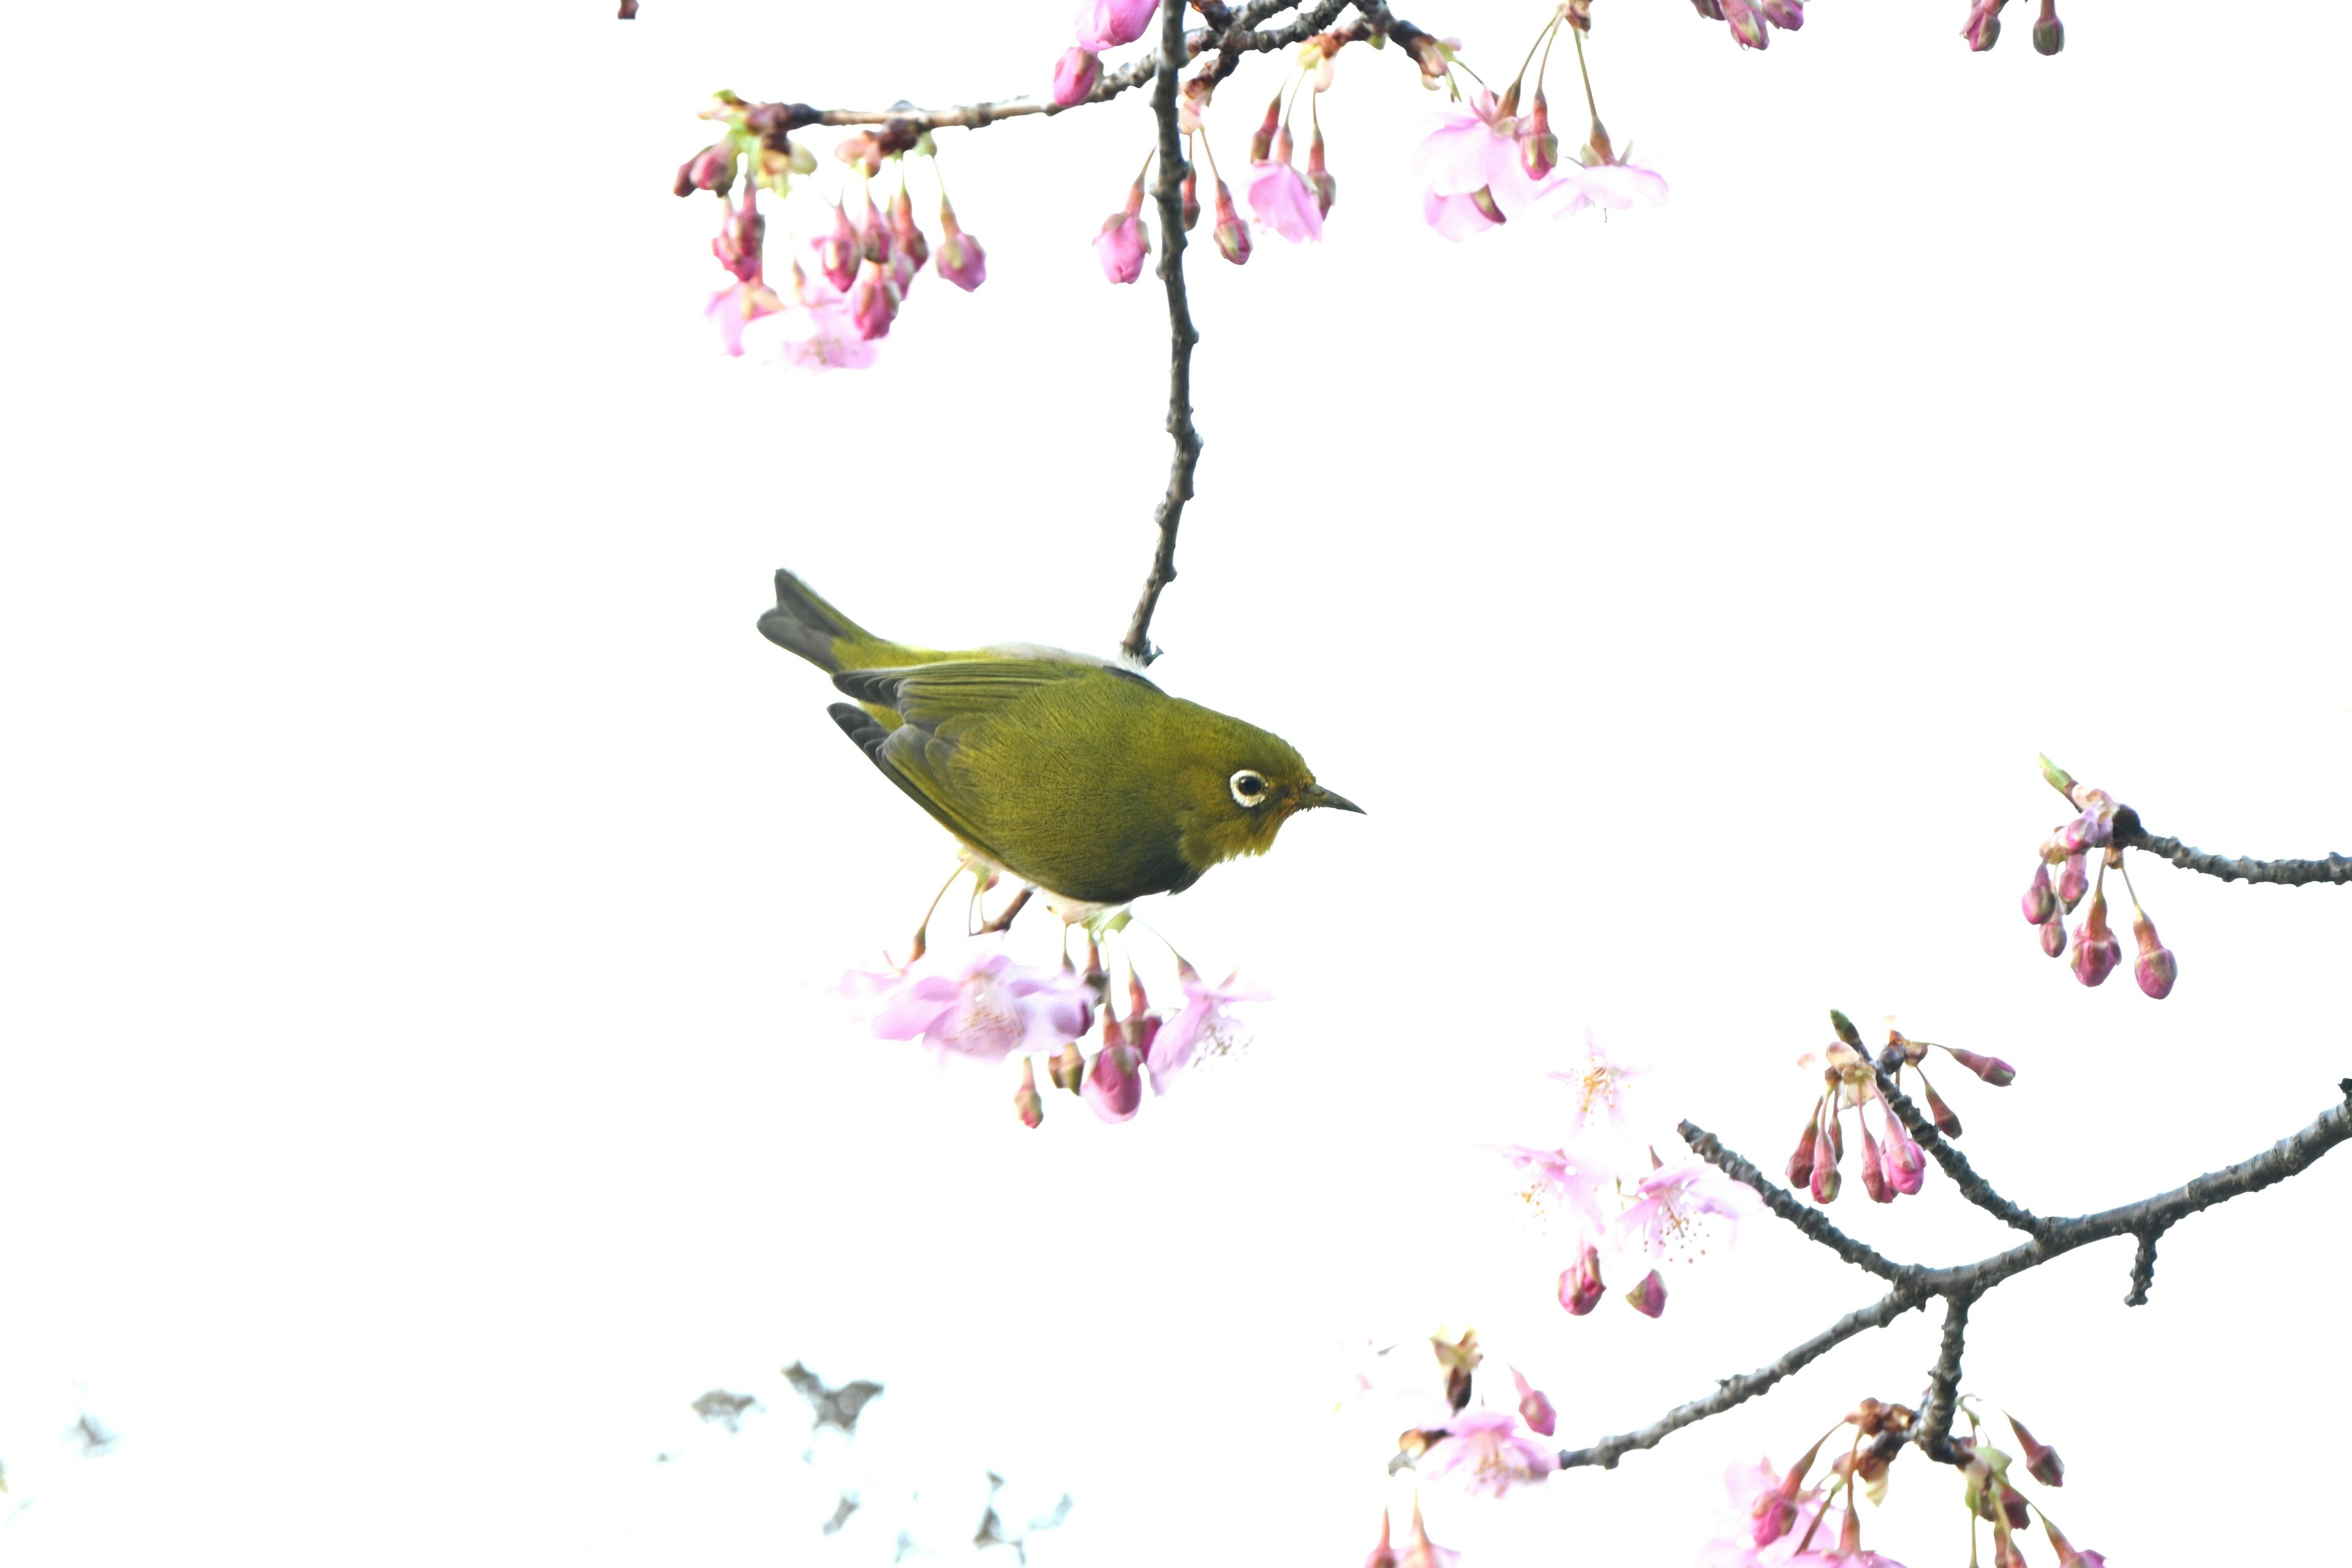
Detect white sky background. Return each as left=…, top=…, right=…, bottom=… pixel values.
left=4, top=1, right=2347, bottom=1563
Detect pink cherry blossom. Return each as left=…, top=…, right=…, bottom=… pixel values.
left=1611, top=1154, right=1759, bottom=1264
left=1547, top=1029, right=1650, bottom=1145
left=1244, top=159, right=1324, bottom=243
left=1701, top=1458, right=1833, bottom=1568
left=1097, top=175, right=1150, bottom=284
left=1785, top=1551, right=1907, bottom=1567
left=1144, top=959, right=1265, bottom=1090
left=1525, top=155, right=1670, bottom=221
left=1413, top=89, right=1550, bottom=219
left=859, top=943, right=1092, bottom=1065
left=1421, top=187, right=1498, bottom=241
left=1496, top=1142, right=1611, bottom=1232
left=706, top=280, right=782, bottom=357
left=1423, top=1409, right=1559, bottom=1497
left=1073, top=0, right=1158, bottom=51
left=745, top=273, right=877, bottom=371
left=1052, top=47, right=1102, bottom=108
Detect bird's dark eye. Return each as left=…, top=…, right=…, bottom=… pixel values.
left=1229, top=769, right=1268, bottom=805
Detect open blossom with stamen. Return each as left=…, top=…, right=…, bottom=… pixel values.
left=1144, top=959, right=1265, bottom=1090
left=1547, top=1030, right=1649, bottom=1146
left=1423, top=1409, right=1559, bottom=1497
left=746, top=267, right=877, bottom=371
left=1496, top=1142, right=1611, bottom=1232
left=1611, top=1154, right=1760, bottom=1264
left=853, top=942, right=1091, bottom=1065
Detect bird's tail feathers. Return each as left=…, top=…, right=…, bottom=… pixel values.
left=760, top=570, right=888, bottom=674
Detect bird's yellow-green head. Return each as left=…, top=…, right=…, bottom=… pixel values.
left=760, top=569, right=1362, bottom=908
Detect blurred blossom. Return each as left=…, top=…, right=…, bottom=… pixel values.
left=1424, top=1409, right=1559, bottom=1496
left=1612, top=1155, right=1759, bottom=1264
left=1074, top=0, right=1158, bottom=51
left=1496, top=1143, right=1611, bottom=1232
left=1145, top=959, right=1265, bottom=1090
left=1702, top=1456, right=1831, bottom=1568
left=1245, top=155, right=1325, bottom=242
left=706, top=279, right=782, bottom=357
left=1415, top=89, right=1550, bottom=219
left=1547, top=1030, right=1649, bottom=1146
left=852, top=941, right=1090, bottom=1064
left=1052, top=47, right=1102, bottom=107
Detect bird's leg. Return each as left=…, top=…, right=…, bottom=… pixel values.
left=978, top=886, right=1033, bottom=934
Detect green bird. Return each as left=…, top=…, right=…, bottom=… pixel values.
left=758, top=570, right=1362, bottom=913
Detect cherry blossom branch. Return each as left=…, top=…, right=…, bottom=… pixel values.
left=1121, top=0, right=1200, bottom=666
left=1560, top=1082, right=2352, bottom=1471
left=2111, top=804, right=2352, bottom=888
left=1869, top=1068, right=2045, bottom=1236
left=1555, top=1287, right=1930, bottom=1470
left=743, top=1, right=1361, bottom=141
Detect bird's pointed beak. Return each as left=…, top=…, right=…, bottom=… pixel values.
left=1297, top=783, right=1366, bottom=815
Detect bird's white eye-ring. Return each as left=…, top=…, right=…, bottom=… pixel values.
left=1229, top=769, right=1270, bottom=807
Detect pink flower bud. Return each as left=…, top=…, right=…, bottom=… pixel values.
left=2043, top=1517, right=2105, bottom=1567
left=1178, top=76, right=1211, bottom=135
left=1558, top=1238, right=1604, bottom=1315
left=935, top=200, right=987, bottom=291
left=2131, top=909, right=2177, bottom=1000
left=674, top=140, right=736, bottom=197
left=1721, top=0, right=1770, bottom=48
left=2022, top=862, right=2057, bottom=925
left=888, top=187, right=930, bottom=274
left=1180, top=168, right=1200, bottom=230
left=2069, top=885, right=2121, bottom=987
left=1758, top=0, right=1804, bottom=26
left=2033, top=0, right=2064, bottom=53
left=1962, top=0, right=2002, bottom=50
left=1049, top=1039, right=1085, bottom=1093
left=1518, top=88, right=1558, bottom=179
left=1249, top=92, right=1281, bottom=164
left=1307, top=127, right=1335, bottom=204
left=1921, top=1077, right=1964, bottom=1138
left=1212, top=178, right=1251, bottom=264
left=1082, top=1039, right=1144, bottom=1122
left=1362, top=1511, right=1398, bottom=1568
left=1883, top=1117, right=1925, bottom=1196
left=2007, top=1414, right=2065, bottom=1487
left=1941, top=1046, right=2016, bottom=1087
left=1624, top=1268, right=1667, bottom=1318
left=711, top=191, right=765, bottom=282
left=1858, top=1122, right=1890, bottom=1203
left=2039, top=913, right=2067, bottom=959
left=1013, top=1058, right=1044, bottom=1129
left=818, top=203, right=860, bottom=292
left=2057, top=851, right=2089, bottom=910
left=855, top=195, right=893, bottom=266
left=1074, top=0, right=1159, bottom=51
left=1052, top=47, right=1102, bottom=108
left=1096, top=176, right=1150, bottom=284
left=1785, top=1109, right=1819, bottom=1188
left=847, top=262, right=900, bottom=340
left=1509, top=1366, right=1556, bottom=1436
left=1809, top=1121, right=1841, bottom=1203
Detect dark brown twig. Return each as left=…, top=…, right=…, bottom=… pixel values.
left=2124, top=1228, right=2163, bottom=1306
left=2112, top=805, right=2352, bottom=887
left=1563, top=1084, right=2352, bottom=1471
left=1120, top=0, right=1202, bottom=667
left=1913, top=1292, right=1974, bottom=1462
left=1872, top=1069, right=2045, bottom=1236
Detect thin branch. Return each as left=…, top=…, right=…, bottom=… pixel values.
left=1679, top=1121, right=1910, bottom=1283
left=1913, top=1293, right=1974, bottom=1462
left=1556, top=1288, right=1929, bottom=1470
left=2124, top=1227, right=2162, bottom=1307
left=1872, top=1068, right=2045, bottom=1236
left=1559, top=1084, right=2352, bottom=1471
left=1120, top=0, right=1204, bottom=665
left=755, top=1, right=1359, bottom=138
left=2113, top=804, right=2352, bottom=887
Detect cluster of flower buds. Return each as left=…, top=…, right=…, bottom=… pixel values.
left=1686, top=0, right=1805, bottom=52
left=677, top=96, right=987, bottom=368
left=1717, top=1400, right=2103, bottom=1566
left=1392, top=1331, right=1561, bottom=1503
left=1052, top=0, right=1161, bottom=109
left=1361, top=1497, right=1461, bottom=1568
left=843, top=882, right=1259, bottom=1128
left=1788, top=1011, right=2016, bottom=1207
left=1960, top=0, right=2067, bottom=52
left=2024, top=758, right=2177, bottom=999
left=1414, top=17, right=1668, bottom=243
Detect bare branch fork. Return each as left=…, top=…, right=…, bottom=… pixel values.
left=1553, top=1078, right=2352, bottom=1471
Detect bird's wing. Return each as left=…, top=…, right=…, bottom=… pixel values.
left=827, top=660, right=1152, bottom=867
